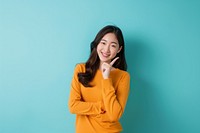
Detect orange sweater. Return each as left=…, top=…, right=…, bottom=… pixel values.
left=68, top=63, right=130, bottom=133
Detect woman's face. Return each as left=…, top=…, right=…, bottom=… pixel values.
left=97, top=33, right=122, bottom=64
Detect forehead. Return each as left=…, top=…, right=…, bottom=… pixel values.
left=101, top=33, right=118, bottom=43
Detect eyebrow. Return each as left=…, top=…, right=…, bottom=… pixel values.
left=101, top=39, right=118, bottom=44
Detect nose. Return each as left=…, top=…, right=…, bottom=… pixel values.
left=104, top=44, right=110, bottom=53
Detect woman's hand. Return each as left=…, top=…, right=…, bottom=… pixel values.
left=101, top=57, right=119, bottom=79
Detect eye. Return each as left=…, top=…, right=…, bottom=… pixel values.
left=111, top=44, right=117, bottom=48
left=101, top=41, right=106, bottom=45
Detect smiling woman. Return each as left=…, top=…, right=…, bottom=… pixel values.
left=68, top=25, right=130, bottom=133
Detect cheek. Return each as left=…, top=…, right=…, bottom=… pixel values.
left=110, top=48, right=118, bottom=56
left=97, top=45, right=100, bottom=52
left=97, top=44, right=105, bottom=53
left=97, top=45, right=101, bottom=54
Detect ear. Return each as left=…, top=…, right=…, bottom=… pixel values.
left=117, top=46, right=122, bottom=53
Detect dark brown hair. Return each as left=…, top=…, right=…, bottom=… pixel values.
left=78, top=25, right=127, bottom=87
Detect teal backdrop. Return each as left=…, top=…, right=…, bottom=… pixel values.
left=0, top=0, right=200, bottom=133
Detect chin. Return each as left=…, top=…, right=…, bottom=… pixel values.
left=99, top=58, right=111, bottom=63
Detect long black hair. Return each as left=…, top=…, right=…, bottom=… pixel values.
left=78, top=25, right=127, bottom=87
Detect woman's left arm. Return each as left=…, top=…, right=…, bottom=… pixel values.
left=101, top=72, right=130, bottom=122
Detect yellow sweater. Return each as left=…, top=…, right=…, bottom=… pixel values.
left=68, top=63, right=130, bottom=133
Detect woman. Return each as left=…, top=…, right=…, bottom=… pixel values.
left=68, top=25, right=130, bottom=133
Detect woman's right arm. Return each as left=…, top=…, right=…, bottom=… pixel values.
left=68, top=64, right=104, bottom=115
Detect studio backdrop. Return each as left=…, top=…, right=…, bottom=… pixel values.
left=0, top=0, right=200, bottom=133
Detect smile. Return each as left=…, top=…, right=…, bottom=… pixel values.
left=101, top=52, right=110, bottom=57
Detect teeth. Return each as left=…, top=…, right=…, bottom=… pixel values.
left=102, top=52, right=110, bottom=57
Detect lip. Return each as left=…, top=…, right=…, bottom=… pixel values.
left=101, top=52, right=110, bottom=57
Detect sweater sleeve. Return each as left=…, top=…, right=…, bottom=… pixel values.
left=101, top=72, right=130, bottom=122
left=68, top=64, right=103, bottom=115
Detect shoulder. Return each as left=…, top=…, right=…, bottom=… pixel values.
left=113, top=68, right=130, bottom=80
left=120, top=69, right=130, bottom=78
left=74, top=63, right=86, bottom=73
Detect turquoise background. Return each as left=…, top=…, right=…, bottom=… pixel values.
left=0, top=0, right=200, bottom=133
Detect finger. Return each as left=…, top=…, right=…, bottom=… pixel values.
left=110, top=57, right=119, bottom=66
left=102, top=62, right=110, bottom=71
